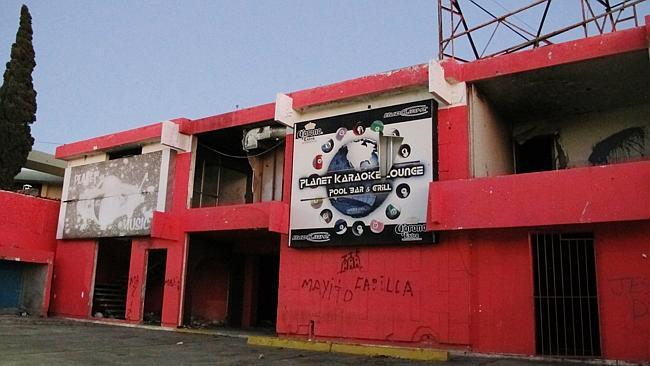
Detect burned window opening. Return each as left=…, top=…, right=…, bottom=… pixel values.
left=515, top=134, right=565, bottom=173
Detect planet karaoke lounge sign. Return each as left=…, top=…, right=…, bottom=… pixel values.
left=289, top=99, right=437, bottom=247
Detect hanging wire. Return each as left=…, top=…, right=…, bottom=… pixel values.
left=198, top=139, right=285, bottom=159
left=35, top=140, right=64, bottom=145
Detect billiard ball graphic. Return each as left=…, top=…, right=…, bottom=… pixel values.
left=370, top=219, right=384, bottom=234
left=370, top=120, right=384, bottom=133
left=386, top=204, right=401, bottom=220
left=396, top=183, right=410, bottom=199
left=312, top=154, right=323, bottom=169
left=334, top=219, right=348, bottom=234
left=320, top=209, right=333, bottom=224
left=322, top=139, right=334, bottom=153
left=353, top=123, right=365, bottom=136
left=335, top=127, right=347, bottom=141
left=352, top=221, right=365, bottom=237
left=399, top=144, right=411, bottom=158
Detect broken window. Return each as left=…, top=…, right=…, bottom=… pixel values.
left=191, top=124, right=285, bottom=208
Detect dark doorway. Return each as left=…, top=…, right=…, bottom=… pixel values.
left=183, top=239, right=231, bottom=328
left=256, top=254, right=280, bottom=327
left=92, top=238, right=131, bottom=320
left=183, top=232, right=280, bottom=330
left=143, top=249, right=167, bottom=325
left=532, top=232, right=601, bottom=357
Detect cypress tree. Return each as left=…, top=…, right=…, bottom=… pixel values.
left=0, top=5, right=37, bottom=190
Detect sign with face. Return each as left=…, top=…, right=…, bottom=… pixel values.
left=60, top=151, right=163, bottom=239
left=290, top=100, right=437, bottom=247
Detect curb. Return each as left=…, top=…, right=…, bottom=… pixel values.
left=247, top=336, right=449, bottom=361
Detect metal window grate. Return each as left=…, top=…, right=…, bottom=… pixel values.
left=532, top=233, right=601, bottom=357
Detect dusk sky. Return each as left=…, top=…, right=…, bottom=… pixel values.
left=1, top=1, right=647, bottom=153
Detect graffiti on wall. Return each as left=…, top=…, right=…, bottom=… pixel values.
left=300, top=249, right=415, bottom=305
left=609, top=276, right=650, bottom=320
left=61, top=151, right=162, bottom=239
left=589, top=127, right=646, bottom=165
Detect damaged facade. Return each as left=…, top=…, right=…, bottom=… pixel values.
left=1, top=17, right=648, bottom=363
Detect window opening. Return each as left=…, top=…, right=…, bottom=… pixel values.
left=532, top=232, right=601, bottom=357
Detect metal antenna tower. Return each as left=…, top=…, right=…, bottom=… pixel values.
left=438, top=0, right=646, bottom=61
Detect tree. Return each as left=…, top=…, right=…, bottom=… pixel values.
left=0, top=5, right=37, bottom=190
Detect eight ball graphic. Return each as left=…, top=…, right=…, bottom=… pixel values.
left=396, top=183, right=411, bottom=199
left=399, top=144, right=411, bottom=158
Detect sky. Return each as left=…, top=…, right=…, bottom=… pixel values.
left=1, top=1, right=648, bottom=153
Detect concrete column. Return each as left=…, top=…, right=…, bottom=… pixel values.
left=241, top=255, right=259, bottom=328
left=160, top=238, right=187, bottom=327
left=125, top=240, right=147, bottom=323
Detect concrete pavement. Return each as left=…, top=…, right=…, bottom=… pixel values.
left=0, top=315, right=596, bottom=365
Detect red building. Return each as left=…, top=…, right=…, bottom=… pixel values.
left=44, top=18, right=650, bottom=363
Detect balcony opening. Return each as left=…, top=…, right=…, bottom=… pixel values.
left=191, top=123, right=285, bottom=208
left=143, top=249, right=167, bottom=325
left=183, top=231, right=280, bottom=330
left=532, top=232, right=601, bottom=357
left=470, top=50, right=649, bottom=177
left=92, top=238, right=131, bottom=320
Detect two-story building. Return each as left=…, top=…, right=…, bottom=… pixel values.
left=48, top=18, right=650, bottom=363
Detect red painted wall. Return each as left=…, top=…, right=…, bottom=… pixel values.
left=125, top=238, right=186, bottom=327
left=595, top=221, right=650, bottom=362
left=277, top=233, right=472, bottom=347
left=50, top=240, right=96, bottom=317
left=428, top=160, right=650, bottom=231
left=0, top=191, right=59, bottom=255
left=469, top=228, right=535, bottom=355
left=0, top=191, right=59, bottom=317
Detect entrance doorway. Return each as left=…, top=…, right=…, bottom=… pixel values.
left=256, top=254, right=280, bottom=327
left=183, top=232, right=280, bottom=329
left=143, top=249, right=167, bottom=325
left=92, top=238, right=131, bottom=320
left=532, top=232, right=601, bottom=357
